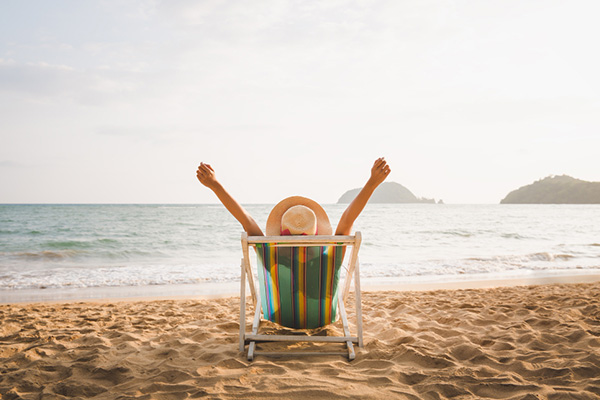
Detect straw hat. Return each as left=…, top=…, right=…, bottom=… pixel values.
left=266, top=196, right=332, bottom=236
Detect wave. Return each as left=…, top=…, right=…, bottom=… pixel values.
left=1, top=250, right=81, bottom=260
left=1, top=252, right=598, bottom=291
left=44, top=240, right=95, bottom=249
left=467, top=252, right=575, bottom=263
left=157, top=206, right=201, bottom=209
left=446, top=231, right=472, bottom=238
left=0, top=264, right=226, bottom=290
left=44, top=238, right=120, bottom=250
left=525, top=252, right=575, bottom=262
left=501, top=233, right=527, bottom=239
left=0, top=246, right=163, bottom=262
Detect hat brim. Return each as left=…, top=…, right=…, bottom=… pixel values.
left=266, top=196, right=332, bottom=236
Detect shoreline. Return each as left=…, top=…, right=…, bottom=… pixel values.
left=1, top=269, right=599, bottom=304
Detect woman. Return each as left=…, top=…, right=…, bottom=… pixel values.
left=196, top=158, right=391, bottom=236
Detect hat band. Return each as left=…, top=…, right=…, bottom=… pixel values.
left=280, top=227, right=318, bottom=236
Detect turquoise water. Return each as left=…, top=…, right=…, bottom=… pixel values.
left=1, top=204, right=599, bottom=292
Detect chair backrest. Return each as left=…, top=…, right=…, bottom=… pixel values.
left=246, top=235, right=359, bottom=330
left=255, top=244, right=344, bottom=329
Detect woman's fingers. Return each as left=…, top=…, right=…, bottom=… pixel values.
left=374, top=158, right=388, bottom=171
left=374, top=157, right=388, bottom=170
left=371, top=158, right=391, bottom=180
left=197, top=163, right=212, bottom=175
left=197, top=163, right=211, bottom=180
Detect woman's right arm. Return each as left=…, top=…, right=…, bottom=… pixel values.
left=196, top=162, right=264, bottom=236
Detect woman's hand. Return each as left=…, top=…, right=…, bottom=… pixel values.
left=369, top=157, right=391, bottom=186
left=196, top=162, right=219, bottom=189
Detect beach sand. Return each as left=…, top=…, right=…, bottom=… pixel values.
left=1, top=282, right=599, bottom=399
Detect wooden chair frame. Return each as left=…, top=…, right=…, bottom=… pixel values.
left=239, top=232, right=364, bottom=361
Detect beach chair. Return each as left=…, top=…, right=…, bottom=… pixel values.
left=239, top=232, right=364, bottom=360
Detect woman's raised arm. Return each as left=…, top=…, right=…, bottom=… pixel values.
left=335, top=158, right=391, bottom=236
left=196, top=162, right=264, bottom=236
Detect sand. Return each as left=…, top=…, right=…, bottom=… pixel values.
left=1, top=282, right=599, bottom=399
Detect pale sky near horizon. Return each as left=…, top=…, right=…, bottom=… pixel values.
left=1, top=1, right=599, bottom=204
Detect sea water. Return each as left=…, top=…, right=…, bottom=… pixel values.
left=1, top=204, right=599, bottom=296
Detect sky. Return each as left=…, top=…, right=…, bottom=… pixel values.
left=1, top=1, right=599, bottom=204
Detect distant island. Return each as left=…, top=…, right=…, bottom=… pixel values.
left=500, top=175, right=600, bottom=204
left=337, top=182, right=442, bottom=204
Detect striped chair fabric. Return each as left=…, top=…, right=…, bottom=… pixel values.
left=255, top=244, right=344, bottom=329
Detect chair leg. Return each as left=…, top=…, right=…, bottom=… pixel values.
left=354, top=257, right=364, bottom=348
left=248, top=341, right=256, bottom=361
left=247, top=300, right=262, bottom=361
left=338, top=297, right=356, bottom=360
left=239, top=259, right=247, bottom=353
left=347, top=342, right=356, bottom=361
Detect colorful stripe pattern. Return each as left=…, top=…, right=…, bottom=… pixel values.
left=255, top=244, right=344, bottom=329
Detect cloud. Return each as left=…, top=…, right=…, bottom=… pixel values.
left=0, top=160, right=24, bottom=168
left=0, top=58, right=146, bottom=106
left=0, top=60, right=75, bottom=95
left=0, top=159, right=42, bottom=170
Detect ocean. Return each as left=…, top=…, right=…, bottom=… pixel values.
left=1, top=204, right=599, bottom=301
